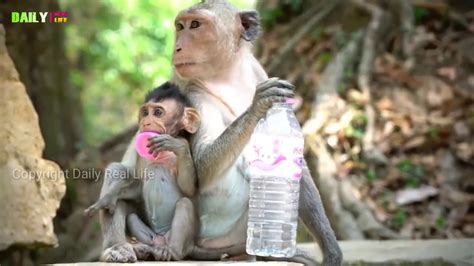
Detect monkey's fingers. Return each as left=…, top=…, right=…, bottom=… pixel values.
left=149, top=140, right=181, bottom=157
left=258, top=86, right=295, bottom=99
left=275, top=79, right=295, bottom=90
left=147, top=134, right=172, bottom=148
left=257, top=78, right=295, bottom=92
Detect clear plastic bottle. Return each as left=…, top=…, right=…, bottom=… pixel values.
left=245, top=102, right=304, bottom=257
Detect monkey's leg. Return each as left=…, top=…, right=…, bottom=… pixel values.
left=99, top=201, right=137, bottom=263
left=197, top=210, right=248, bottom=249
left=98, top=162, right=138, bottom=262
left=129, top=198, right=196, bottom=261
left=126, top=213, right=166, bottom=247
left=299, top=163, right=343, bottom=266
left=165, top=197, right=197, bottom=261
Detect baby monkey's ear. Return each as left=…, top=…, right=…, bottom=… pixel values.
left=182, top=107, right=201, bottom=134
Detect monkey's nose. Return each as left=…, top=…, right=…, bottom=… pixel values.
left=176, top=47, right=182, bottom=52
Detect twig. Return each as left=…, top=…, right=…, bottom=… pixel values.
left=99, top=125, right=138, bottom=153
left=281, top=2, right=324, bottom=37
left=352, top=0, right=387, bottom=165
left=303, top=33, right=365, bottom=239
left=306, top=135, right=364, bottom=239
left=302, top=31, right=363, bottom=135
left=339, top=179, right=402, bottom=239
left=400, top=0, right=415, bottom=69
left=267, top=0, right=341, bottom=73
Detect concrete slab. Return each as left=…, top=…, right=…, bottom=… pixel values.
left=50, top=239, right=474, bottom=266
left=299, top=239, right=474, bottom=265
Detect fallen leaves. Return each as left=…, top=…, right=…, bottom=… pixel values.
left=396, top=186, right=439, bottom=205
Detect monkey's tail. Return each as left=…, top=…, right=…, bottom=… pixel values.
left=189, top=243, right=246, bottom=260
left=190, top=245, right=317, bottom=265
left=257, top=248, right=319, bottom=266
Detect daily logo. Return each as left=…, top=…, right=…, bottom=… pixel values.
left=11, top=12, right=68, bottom=23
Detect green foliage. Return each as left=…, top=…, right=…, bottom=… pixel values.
left=366, top=169, right=377, bottom=183
left=392, top=209, right=407, bottom=229
left=435, top=217, right=446, bottom=230
left=345, top=114, right=367, bottom=140
left=288, top=0, right=302, bottom=11
left=345, top=125, right=364, bottom=140
left=414, top=7, right=430, bottom=24
left=429, top=127, right=439, bottom=140
left=261, top=8, right=284, bottom=29
left=396, top=159, right=424, bottom=188
left=62, top=0, right=254, bottom=145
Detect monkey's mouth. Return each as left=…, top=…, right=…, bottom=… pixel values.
left=141, top=128, right=164, bottom=134
left=174, top=62, right=197, bottom=68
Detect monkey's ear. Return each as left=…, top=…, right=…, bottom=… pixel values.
left=182, top=107, right=201, bottom=134
left=239, top=11, right=260, bottom=41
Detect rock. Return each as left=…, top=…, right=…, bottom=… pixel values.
left=0, top=24, right=66, bottom=251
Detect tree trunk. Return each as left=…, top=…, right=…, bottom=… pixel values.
left=1, top=1, right=82, bottom=164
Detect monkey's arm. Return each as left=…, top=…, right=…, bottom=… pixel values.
left=192, top=78, right=294, bottom=187
left=84, top=162, right=141, bottom=217
left=174, top=140, right=197, bottom=197
left=147, top=135, right=197, bottom=197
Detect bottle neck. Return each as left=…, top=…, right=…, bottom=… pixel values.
left=272, top=102, right=292, bottom=109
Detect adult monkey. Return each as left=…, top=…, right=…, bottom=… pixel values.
left=169, top=0, right=342, bottom=265
left=113, top=0, right=342, bottom=264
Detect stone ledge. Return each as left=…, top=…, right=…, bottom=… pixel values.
left=51, top=263, right=300, bottom=266
left=50, top=239, right=474, bottom=265
left=299, top=239, right=474, bottom=265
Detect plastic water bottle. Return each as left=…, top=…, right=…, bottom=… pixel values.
left=245, top=102, right=304, bottom=257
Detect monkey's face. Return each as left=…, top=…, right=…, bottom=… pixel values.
left=139, top=99, right=184, bottom=136
left=173, top=9, right=236, bottom=79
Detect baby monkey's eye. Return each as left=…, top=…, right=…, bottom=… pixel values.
left=154, top=108, right=163, bottom=117
left=142, top=109, right=149, bottom=116
left=190, top=20, right=201, bottom=29
left=176, top=23, right=184, bottom=31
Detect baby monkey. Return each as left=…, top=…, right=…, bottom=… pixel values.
left=85, top=82, right=200, bottom=261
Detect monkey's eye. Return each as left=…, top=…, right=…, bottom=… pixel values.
left=176, top=23, right=184, bottom=31
left=154, top=108, right=163, bottom=117
left=190, top=20, right=201, bottom=29
left=142, top=109, right=149, bottom=116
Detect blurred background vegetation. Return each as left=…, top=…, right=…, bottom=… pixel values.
left=0, top=0, right=473, bottom=264
left=65, top=0, right=255, bottom=147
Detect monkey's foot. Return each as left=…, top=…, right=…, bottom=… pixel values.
left=152, top=235, right=167, bottom=246
left=100, top=242, right=137, bottom=263
left=151, top=246, right=177, bottom=261
left=132, top=242, right=155, bottom=260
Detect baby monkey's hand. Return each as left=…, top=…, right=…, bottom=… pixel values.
left=147, top=135, right=190, bottom=158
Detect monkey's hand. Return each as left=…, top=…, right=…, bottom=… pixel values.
left=249, top=77, right=295, bottom=119
left=84, top=194, right=117, bottom=217
left=148, top=135, right=196, bottom=197
left=147, top=134, right=189, bottom=158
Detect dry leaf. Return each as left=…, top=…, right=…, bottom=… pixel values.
left=404, top=135, right=427, bottom=149
left=455, top=142, right=473, bottom=162
left=437, top=67, right=457, bottom=81
left=396, top=186, right=439, bottom=205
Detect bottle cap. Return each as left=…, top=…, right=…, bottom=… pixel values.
left=135, top=131, right=160, bottom=161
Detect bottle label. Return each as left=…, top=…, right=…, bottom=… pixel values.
left=245, top=133, right=304, bottom=180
